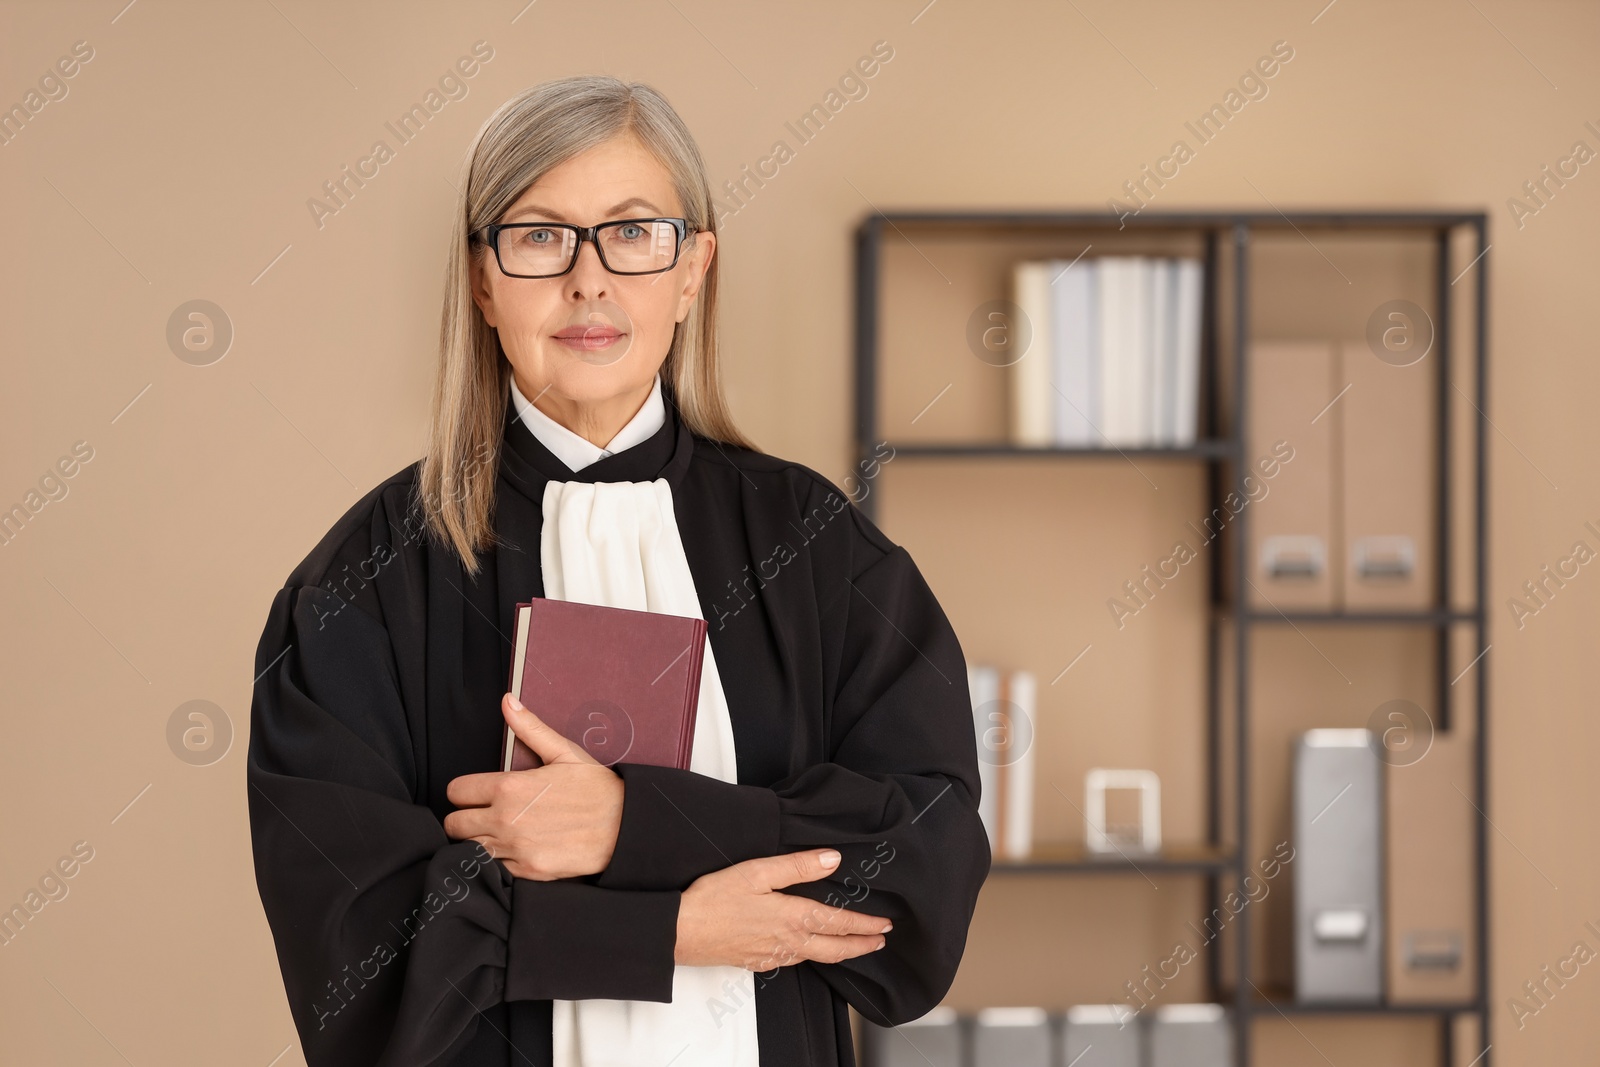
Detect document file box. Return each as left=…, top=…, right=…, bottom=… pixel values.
left=1387, top=723, right=1476, bottom=1002
left=1339, top=339, right=1435, bottom=610
left=972, top=1007, right=1051, bottom=1067
left=1294, top=729, right=1384, bottom=1002
left=1247, top=341, right=1337, bottom=609
left=1148, top=1003, right=1232, bottom=1067
left=1062, top=1005, right=1140, bottom=1067
left=860, top=1006, right=960, bottom=1067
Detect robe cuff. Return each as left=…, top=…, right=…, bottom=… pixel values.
left=504, top=879, right=680, bottom=1003
left=597, top=763, right=782, bottom=891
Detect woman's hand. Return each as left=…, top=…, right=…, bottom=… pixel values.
left=675, top=848, right=893, bottom=970
left=443, top=693, right=624, bottom=881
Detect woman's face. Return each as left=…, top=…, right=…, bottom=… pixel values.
left=469, top=133, right=715, bottom=413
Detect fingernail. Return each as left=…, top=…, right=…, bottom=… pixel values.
left=819, top=849, right=841, bottom=868
left=875, top=937, right=887, bottom=950
left=881, top=922, right=893, bottom=933
left=508, top=694, right=525, bottom=711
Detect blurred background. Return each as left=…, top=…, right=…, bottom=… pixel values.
left=0, top=1, right=1595, bottom=1064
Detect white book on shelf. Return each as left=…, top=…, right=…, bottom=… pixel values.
left=1172, top=257, right=1204, bottom=446
left=1009, top=261, right=1053, bottom=447
left=1050, top=257, right=1097, bottom=447
left=1149, top=257, right=1175, bottom=446
left=1097, top=256, right=1149, bottom=447
left=1128, top=255, right=1152, bottom=445
left=1096, top=257, right=1128, bottom=446
left=1001, top=669, right=1036, bottom=861
left=968, top=664, right=1001, bottom=851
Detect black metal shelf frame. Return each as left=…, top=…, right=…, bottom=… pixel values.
left=852, top=209, right=1490, bottom=1067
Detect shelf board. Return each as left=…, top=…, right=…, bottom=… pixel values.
left=863, top=209, right=1487, bottom=232
left=989, top=843, right=1233, bottom=875
left=1234, top=609, right=1482, bottom=627
left=876, top=440, right=1239, bottom=461
left=1243, top=988, right=1481, bottom=1016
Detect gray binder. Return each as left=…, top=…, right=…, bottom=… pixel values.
left=973, top=1006, right=1051, bottom=1067
left=1294, top=728, right=1384, bottom=1001
left=1148, top=1003, right=1232, bottom=1066
left=860, top=1006, right=960, bottom=1067
left=1061, top=1004, right=1140, bottom=1067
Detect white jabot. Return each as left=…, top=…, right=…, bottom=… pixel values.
left=539, top=468, right=759, bottom=1064
left=509, top=372, right=664, bottom=473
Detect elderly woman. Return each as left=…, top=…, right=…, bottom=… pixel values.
left=247, top=74, right=989, bottom=1067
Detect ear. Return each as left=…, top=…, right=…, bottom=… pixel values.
left=674, top=230, right=716, bottom=324
left=469, top=251, right=499, bottom=328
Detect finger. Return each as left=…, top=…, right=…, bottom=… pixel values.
left=443, top=807, right=496, bottom=842
left=740, top=849, right=842, bottom=892
left=504, top=693, right=596, bottom=766
left=446, top=772, right=505, bottom=808
left=467, top=835, right=509, bottom=867
left=783, top=933, right=887, bottom=967
left=795, top=900, right=893, bottom=937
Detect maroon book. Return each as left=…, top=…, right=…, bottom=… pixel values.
left=498, top=597, right=707, bottom=773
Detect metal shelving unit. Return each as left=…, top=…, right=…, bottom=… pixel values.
left=853, top=209, right=1490, bottom=1067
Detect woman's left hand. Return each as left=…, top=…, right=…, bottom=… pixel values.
left=443, top=693, right=625, bottom=881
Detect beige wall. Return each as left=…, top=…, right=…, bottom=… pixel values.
left=0, top=1, right=1594, bottom=1063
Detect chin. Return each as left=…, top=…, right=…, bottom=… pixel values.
left=520, top=347, right=658, bottom=399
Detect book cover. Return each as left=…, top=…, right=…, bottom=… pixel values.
left=500, top=597, right=707, bottom=773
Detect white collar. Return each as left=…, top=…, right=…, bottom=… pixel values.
left=508, top=372, right=665, bottom=473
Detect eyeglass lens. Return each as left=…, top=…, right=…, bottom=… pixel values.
left=497, top=220, right=680, bottom=276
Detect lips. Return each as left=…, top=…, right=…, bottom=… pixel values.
left=553, top=324, right=624, bottom=350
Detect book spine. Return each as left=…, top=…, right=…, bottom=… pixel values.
left=1003, top=670, right=1036, bottom=861
left=1010, top=261, right=1053, bottom=446
left=994, top=671, right=1009, bottom=855
left=1097, top=258, right=1127, bottom=447
left=503, top=603, right=533, bottom=773
left=1128, top=256, right=1152, bottom=445
left=1150, top=258, right=1175, bottom=446
left=679, top=620, right=708, bottom=771
left=1054, top=257, right=1096, bottom=447
left=1173, top=258, right=1203, bottom=446
left=969, top=665, right=1001, bottom=851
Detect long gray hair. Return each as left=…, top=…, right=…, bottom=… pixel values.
left=419, top=75, right=754, bottom=575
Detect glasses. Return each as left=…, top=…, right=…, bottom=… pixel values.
left=472, top=217, right=694, bottom=278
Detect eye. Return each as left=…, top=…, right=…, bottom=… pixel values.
left=521, top=227, right=558, bottom=245
left=615, top=223, right=647, bottom=241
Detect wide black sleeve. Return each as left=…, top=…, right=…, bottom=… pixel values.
left=593, top=503, right=991, bottom=1027
left=248, top=575, right=680, bottom=1067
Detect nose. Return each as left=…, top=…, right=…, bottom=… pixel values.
left=566, top=237, right=610, bottom=300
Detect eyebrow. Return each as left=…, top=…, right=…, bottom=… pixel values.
left=504, top=197, right=664, bottom=223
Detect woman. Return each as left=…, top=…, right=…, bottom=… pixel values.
left=247, top=74, right=990, bottom=1067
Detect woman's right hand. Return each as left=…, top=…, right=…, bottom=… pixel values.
left=674, top=848, right=893, bottom=970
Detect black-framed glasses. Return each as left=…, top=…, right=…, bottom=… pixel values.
left=471, top=217, right=694, bottom=278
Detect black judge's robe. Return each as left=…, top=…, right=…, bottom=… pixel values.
left=246, top=384, right=991, bottom=1066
